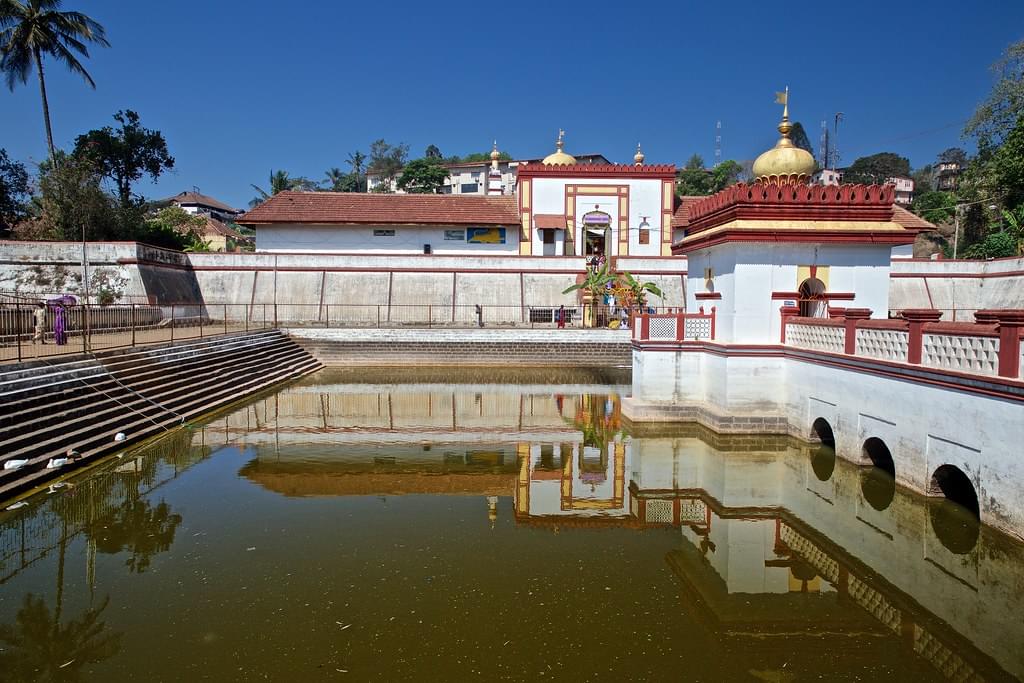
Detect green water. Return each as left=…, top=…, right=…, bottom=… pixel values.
left=0, top=368, right=1020, bottom=682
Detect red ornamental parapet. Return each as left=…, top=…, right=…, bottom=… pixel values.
left=901, top=309, right=944, bottom=364
left=515, top=163, right=677, bottom=179
left=686, top=182, right=897, bottom=234
left=979, top=309, right=1024, bottom=378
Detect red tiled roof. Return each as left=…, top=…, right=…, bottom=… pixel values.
left=892, top=205, right=935, bottom=231
left=534, top=214, right=566, bottom=229
left=672, top=196, right=703, bottom=228
left=239, top=191, right=520, bottom=226
left=202, top=216, right=247, bottom=240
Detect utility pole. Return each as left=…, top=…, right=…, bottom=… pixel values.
left=832, top=112, right=844, bottom=171
left=953, top=204, right=962, bottom=259
left=81, top=220, right=90, bottom=352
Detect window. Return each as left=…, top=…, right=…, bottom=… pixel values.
left=373, top=229, right=395, bottom=237
left=444, top=230, right=465, bottom=241
left=542, top=229, right=555, bottom=244
left=460, top=183, right=479, bottom=193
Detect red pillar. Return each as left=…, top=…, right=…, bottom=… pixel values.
left=710, top=306, right=717, bottom=340
left=779, top=305, right=800, bottom=343
left=640, top=314, right=650, bottom=341
left=983, top=309, right=1024, bottom=378
left=842, top=308, right=872, bottom=355
left=901, top=309, right=941, bottom=365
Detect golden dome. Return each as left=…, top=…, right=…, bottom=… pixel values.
left=542, top=129, right=576, bottom=165
left=752, top=89, right=816, bottom=184
left=490, top=140, right=500, bottom=162
left=633, top=143, right=645, bottom=165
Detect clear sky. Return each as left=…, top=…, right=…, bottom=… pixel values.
left=3, top=0, right=1023, bottom=210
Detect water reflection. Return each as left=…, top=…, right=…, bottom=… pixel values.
left=0, top=594, right=122, bottom=682
left=0, top=369, right=1020, bottom=681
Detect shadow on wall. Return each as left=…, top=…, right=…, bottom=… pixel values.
left=135, top=244, right=206, bottom=310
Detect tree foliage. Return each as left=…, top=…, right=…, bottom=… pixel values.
left=0, top=147, right=29, bottom=235
left=249, top=169, right=315, bottom=206
left=367, top=139, right=409, bottom=183
left=424, top=144, right=442, bottom=159
left=74, top=110, right=174, bottom=208
left=23, top=151, right=122, bottom=241
left=0, top=0, right=110, bottom=159
left=677, top=158, right=742, bottom=196
left=790, top=122, right=815, bottom=159
left=911, top=191, right=956, bottom=226
left=396, top=157, right=448, bottom=194
left=964, top=39, right=1024, bottom=152
left=843, top=152, right=911, bottom=184
left=137, top=206, right=207, bottom=251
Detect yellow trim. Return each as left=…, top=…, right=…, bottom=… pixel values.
left=797, top=265, right=829, bottom=288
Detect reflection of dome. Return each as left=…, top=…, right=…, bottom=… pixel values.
left=752, top=94, right=815, bottom=184
left=543, top=130, right=576, bottom=165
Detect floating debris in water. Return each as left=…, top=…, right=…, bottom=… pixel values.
left=4, top=459, right=29, bottom=470
left=5, top=501, right=28, bottom=510
left=114, top=432, right=127, bottom=442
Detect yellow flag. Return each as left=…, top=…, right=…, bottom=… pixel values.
left=775, top=90, right=788, bottom=105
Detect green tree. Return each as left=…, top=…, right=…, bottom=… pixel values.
left=0, top=147, right=29, bottom=235
left=962, top=230, right=1017, bottom=259
left=843, top=152, right=911, bottom=184
left=458, top=150, right=512, bottom=163
left=710, top=160, right=743, bottom=191
left=0, top=0, right=109, bottom=161
left=137, top=206, right=206, bottom=251
left=911, top=164, right=934, bottom=194
left=563, top=261, right=617, bottom=328
left=790, top=121, right=815, bottom=159
left=677, top=157, right=742, bottom=196
left=424, top=144, right=442, bottom=159
left=618, top=272, right=663, bottom=310
left=73, top=110, right=175, bottom=208
left=367, top=139, right=409, bottom=187
left=938, top=147, right=968, bottom=166
left=249, top=169, right=311, bottom=207
left=964, top=39, right=1024, bottom=152
left=322, top=166, right=345, bottom=190
left=911, top=190, right=957, bottom=226
left=396, top=157, right=448, bottom=194
left=24, top=151, right=122, bottom=241
left=685, top=154, right=704, bottom=170
left=346, top=150, right=366, bottom=176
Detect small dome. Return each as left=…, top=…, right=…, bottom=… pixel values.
left=633, top=143, right=645, bottom=165
left=753, top=118, right=815, bottom=183
left=490, top=140, right=501, bottom=162
left=543, top=129, right=576, bottom=165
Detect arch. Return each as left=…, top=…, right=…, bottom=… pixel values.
left=860, top=437, right=895, bottom=511
left=809, top=418, right=836, bottom=482
left=928, top=465, right=980, bottom=519
left=798, top=277, right=827, bottom=318
left=928, top=465, right=980, bottom=553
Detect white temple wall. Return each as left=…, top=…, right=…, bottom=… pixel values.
left=530, top=177, right=664, bottom=256
left=627, top=347, right=1024, bottom=537
left=255, top=224, right=519, bottom=255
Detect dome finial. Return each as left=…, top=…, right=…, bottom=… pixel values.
left=752, top=86, right=815, bottom=184
left=542, top=128, right=576, bottom=165
left=490, top=140, right=500, bottom=169
left=634, top=143, right=645, bottom=166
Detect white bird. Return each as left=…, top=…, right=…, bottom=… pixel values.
left=3, top=459, right=29, bottom=470
left=46, top=457, right=71, bottom=469
left=114, top=432, right=126, bottom=442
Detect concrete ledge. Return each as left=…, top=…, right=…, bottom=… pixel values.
left=621, top=397, right=790, bottom=434
left=285, top=328, right=630, bottom=343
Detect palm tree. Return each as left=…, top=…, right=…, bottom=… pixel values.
left=249, top=169, right=297, bottom=207
left=346, top=150, right=366, bottom=176
left=0, top=0, right=109, bottom=161
left=563, top=261, right=617, bottom=328
left=323, top=166, right=345, bottom=191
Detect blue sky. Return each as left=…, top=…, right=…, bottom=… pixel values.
left=3, top=0, right=1022, bottom=209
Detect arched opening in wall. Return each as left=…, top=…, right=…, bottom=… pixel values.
left=809, top=417, right=836, bottom=481
left=860, top=437, right=896, bottom=511
left=798, top=277, right=827, bottom=318
left=928, top=464, right=981, bottom=554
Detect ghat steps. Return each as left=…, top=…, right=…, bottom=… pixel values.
left=0, top=330, right=321, bottom=499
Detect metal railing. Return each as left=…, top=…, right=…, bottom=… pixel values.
left=0, top=302, right=674, bottom=364
left=0, top=303, right=274, bottom=364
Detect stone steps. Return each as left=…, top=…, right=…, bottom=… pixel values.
left=0, top=330, right=321, bottom=499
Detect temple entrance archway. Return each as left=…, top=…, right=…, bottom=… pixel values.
left=798, top=277, right=827, bottom=318
left=582, top=210, right=611, bottom=259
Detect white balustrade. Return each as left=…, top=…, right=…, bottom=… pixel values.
left=786, top=323, right=845, bottom=353
left=921, top=333, right=1000, bottom=376
left=855, top=328, right=909, bottom=362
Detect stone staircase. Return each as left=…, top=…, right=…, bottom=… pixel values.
left=0, top=330, right=321, bottom=499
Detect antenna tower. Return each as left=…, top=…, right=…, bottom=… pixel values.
left=714, top=120, right=722, bottom=168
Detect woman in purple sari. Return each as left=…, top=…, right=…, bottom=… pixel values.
left=48, top=295, right=76, bottom=346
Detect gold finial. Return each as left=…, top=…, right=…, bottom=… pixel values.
left=490, top=140, right=500, bottom=169
left=752, top=86, right=815, bottom=184
left=634, top=143, right=645, bottom=166
left=543, top=128, right=576, bottom=165
left=774, top=86, right=792, bottom=138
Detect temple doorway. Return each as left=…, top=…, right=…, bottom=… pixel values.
left=582, top=210, right=611, bottom=260
left=798, top=277, right=827, bottom=317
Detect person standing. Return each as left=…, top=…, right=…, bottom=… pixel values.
left=556, top=304, right=566, bottom=329
left=32, top=302, right=47, bottom=344
left=53, top=301, right=67, bottom=345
